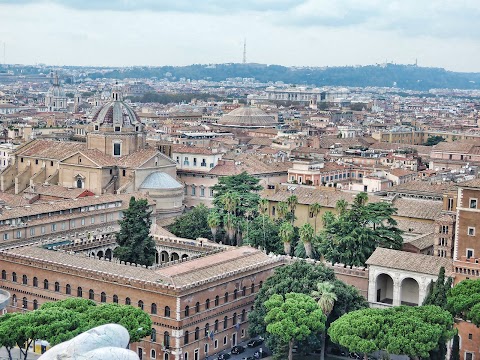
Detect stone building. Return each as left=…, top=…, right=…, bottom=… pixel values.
left=44, top=73, right=68, bottom=112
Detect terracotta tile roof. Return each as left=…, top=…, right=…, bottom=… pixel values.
left=433, top=140, right=477, bottom=153
left=24, top=183, right=93, bottom=199
left=395, top=219, right=436, bottom=234
left=172, top=145, right=216, bottom=155
left=210, top=155, right=291, bottom=176
left=77, top=149, right=115, bottom=167
left=247, top=138, right=273, bottom=146
left=116, top=148, right=162, bottom=168
left=459, top=178, right=480, bottom=189
left=389, top=169, right=416, bottom=177
left=0, top=193, right=30, bottom=207
left=404, top=232, right=435, bottom=251
left=16, top=139, right=86, bottom=160
left=389, top=180, right=457, bottom=195
left=392, top=198, right=443, bottom=220
left=366, top=247, right=452, bottom=275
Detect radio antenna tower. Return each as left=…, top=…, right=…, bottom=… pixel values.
left=243, top=38, right=247, bottom=64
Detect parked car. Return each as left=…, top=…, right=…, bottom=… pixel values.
left=217, top=353, right=231, bottom=360
left=242, top=357, right=255, bottom=360
left=231, top=345, right=245, bottom=354
left=247, top=339, right=264, bottom=348
left=253, top=350, right=269, bottom=359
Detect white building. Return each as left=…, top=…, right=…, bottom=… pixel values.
left=44, top=73, right=68, bottom=112
left=0, top=143, right=18, bottom=171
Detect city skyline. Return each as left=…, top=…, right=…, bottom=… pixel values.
left=1, top=0, right=480, bottom=72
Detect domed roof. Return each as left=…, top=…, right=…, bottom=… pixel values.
left=92, top=85, right=140, bottom=127
left=139, top=172, right=183, bottom=190
left=46, top=73, right=66, bottom=98
left=218, top=106, right=276, bottom=128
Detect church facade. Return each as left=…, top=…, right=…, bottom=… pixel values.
left=1, top=85, right=184, bottom=219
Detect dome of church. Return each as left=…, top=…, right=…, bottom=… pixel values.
left=92, top=85, right=140, bottom=128
left=218, top=106, right=276, bottom=128
left=46, top=73, right=66, bottom=98
left=139, top=172, right=183, bottom=190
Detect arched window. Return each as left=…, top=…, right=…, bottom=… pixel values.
left=151, top=350, right=156, bottom=359
left=164, top=331, right=170, bottom=349
left=205, top=299, right=210, bottom=309
left=12, top=272, right=17, bottom=283
left=195, top=302, right=200, bottom=313
left=138, top=300, right=144, bottom=310
left=76, top=178, right=83, bottom=189
left=113, top=295, right=118, bottom=304
left=223, top=316, right=228, bottom=329
left=11, top=294, right=16, bottom=306
left=234, top=289, right=238, bottom=299
left=1, top=270, right=5, bottom=280
left=22, top=297, right=27, bottom=309
left=33, top=300, right=38, bottom=310
left=22, top=275, right=27, bottom=285
left=66, top=284, right=71, bottom=295
left=101, top=292, right=106, bottom=303
left=44, top=279, right=49, bottom=290
left=89, top=289, right=94, bottom=300
left=224, top=292, right=229, bottom=303
left=55, top=282, right=60, bottom=292
left=164, top=306, right=170, bottom=317
left=214, top=319, right=219, bottom=332
left=251, top=283, right=255, bottom=294
left=151, top=328, right=156, bottom=342
left=242, top=286, right=246, bottom=296
left=204, top=323, right=210, bottom=337
left=184, top=330, right=189, bottom=345
left=151, top=303, right=157, bottom=314
left=194, top=327, right=199, bottom=341
left=77, top=287, right=83, bottom=297
left=241, top=309, right=246, bottom=322
left=184, top=305, right=189, bottom=317
left=233, top=313, right=237, bottom=326
left=125, top=297, right=131, bottom=305
left=215, top=295, right=219, bottom=306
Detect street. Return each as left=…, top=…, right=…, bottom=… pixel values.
left=210, top=337, right=269, bottom=360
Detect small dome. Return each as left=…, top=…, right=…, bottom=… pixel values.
left=46, top=73, right=66, bottom=98
left=140, top=172, right=183, bottom=190
left=218, top=106, right=276, bottom=128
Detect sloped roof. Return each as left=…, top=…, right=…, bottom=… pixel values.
left=16, top=140, right=86, bottom=160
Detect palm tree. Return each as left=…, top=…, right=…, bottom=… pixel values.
left=278, top=221, right=294, bottom=256
left=286, top=195, right=298, bottom=225
left=207, top=210, right=221, bottom=242
left=221, top=192, right=239, bottom=244
left=276, top=201, right=289, bottom=220
left=309, top=202, right=322, bottom=234
left=312, top=282, right=337, bottom=360
left=258, top=199, right=269, bottom=250
left=299, top=223, right=315, bottom=258
left=335, top=199, right=349, bottom=217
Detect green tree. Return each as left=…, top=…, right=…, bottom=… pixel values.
left=450, top=332, right=460, bottom=360
left=312, top=282, right=338, bottom=360
left=265, top=293, right=326, bottom=360
left=0, top=313, right=22, bottom=360
left=114, top=197, right=156, bottom=266
left=309, top=202, right=322, bottom=234
left=279, top=221, right=295, bottom=255
left=446, top=279, right=480, bottom=325
left=169, top=204, right=212, bottom=240
left=244, top=215, right=283, bottom=254
left=287, top=195, right=298, bottom=225
left=207, top=209, right=221, bottom=242
left=424, top=135, right=446, bottom=146
left=221, top=191, right=240, bottom=244
left=318, top=193, right=403, bottom=267
left=277, top=201, right=289, bottom=220
left=329, top=306, right=454, bottom=360
left=249, top=261, right=367, bottom=359
left=299, top=223, right=315, bottom=258
left=258, top=198, right=270, bottom=249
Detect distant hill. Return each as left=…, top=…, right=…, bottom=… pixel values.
left=87, top=63, right=480, bottom=91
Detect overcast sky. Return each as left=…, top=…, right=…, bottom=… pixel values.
left=1, top=0, right=479, bottom=72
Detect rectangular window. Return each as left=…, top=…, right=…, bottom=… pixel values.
left=469, top=333, right=473, bottom=340
left=113, top=143, right=121, bottom=156
left=81, top=218, right=85, bottom=226
left=200, top=187, right=205, bottom=197
left=118, top=212, right=123, bottom=219
left=210, top=188, right=214, bottom=197
left=51, top=224, right=56, bottom=231
left=465, top=353, right=473, bottom=360
left=467, top=249, right=474, bottom=259
left=61, top=222, right=66, bottom=230
left=223, top=336, right=227, bottom=345
left=448, top=198, right=454, bottom=211
left=15, top=230, right=21, bottom=239
left=71, top=220, right=75, bottom=228
left=470, top=199, right=477, bottom=209
left=214, top=340, right=218, bottom=349
left=41, top=226, right=45, bottom=234
left=191, top=186, right=196, bottom=196
left=468, top=227, right=476, bottom=236
left=91, top=217, right=95, bottom=224
left=30, top=228, right=35, bottom=236
left=3, top=234, right=8, bottom=240
left=193, top=158, right=197, bottom=166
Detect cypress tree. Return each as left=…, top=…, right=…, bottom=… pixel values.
left=450, top=332, right=460, bottom=360
left=114, top=196, right=156, bottom=266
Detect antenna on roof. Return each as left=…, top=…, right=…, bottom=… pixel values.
left=243, top=38, right=247, bottom=64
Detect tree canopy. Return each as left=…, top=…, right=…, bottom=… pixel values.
left=114, top=196, right=156, bottom=266
left=249, top=261, right=367, bottom=359
left=0, top=298, right=152, bottom=360
left=317, top=193, right=403, bottom=267
left=169, top=204, right=213, bottom=240
left=446, top=279, right=480, bottom=326
left=424, top=135, right=446, bottom=146
left=265, top=293, right=326, bottom=360
left=329, top=306, right=454, bottom=359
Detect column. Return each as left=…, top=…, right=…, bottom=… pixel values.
left=392, top=278, right=401, bottom=306
left=419, top=278, right=430, bottom=305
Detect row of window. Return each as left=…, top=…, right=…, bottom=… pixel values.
left=184, top=185, right=214, bottom=198
left=183, top=283, right=261, bottom=318
left=184, top=310, right=247, bottom=345
left=176, top=156, right=214, bottom=168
